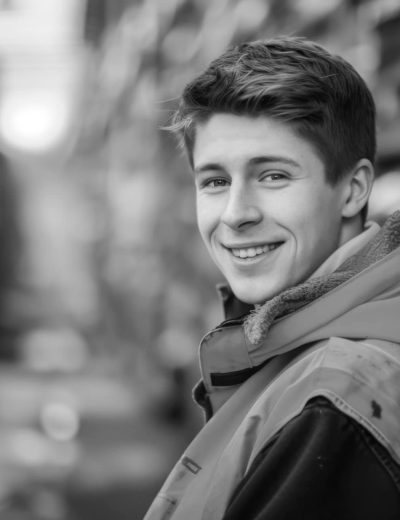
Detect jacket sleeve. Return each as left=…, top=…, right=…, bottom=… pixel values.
left=222, top=397, right=400, bottom=520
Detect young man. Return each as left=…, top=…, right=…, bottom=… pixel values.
left=144, top=36, right=400, bottom=519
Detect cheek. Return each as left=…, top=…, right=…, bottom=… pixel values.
left=196, top=194, right=223, bottom=227
left=293, top=202, right=342, bottom=263
left=274, top=196, right=311, bottom=236
left=292, top=187, right=335, bottom=227
left=196, top=199, right=215, bottom=239
left=284, top=200, right=329, bottom=250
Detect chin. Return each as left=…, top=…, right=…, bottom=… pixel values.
left=230, top=278, right=289, bottom=305
left=232, top=287, right=276, bottom=306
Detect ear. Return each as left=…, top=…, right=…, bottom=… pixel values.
left=341, top=159, right=374, bottom=218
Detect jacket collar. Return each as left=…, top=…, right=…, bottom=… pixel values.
left=195, top=211, right=400, bottom=417
left=244, top=212, right=399, bottom=344
left=215, top=220, right=380, bottom=324
left=215, top=283, right=253, bottom=321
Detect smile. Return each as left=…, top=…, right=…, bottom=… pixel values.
left=229, top=242, right=283, bottom=259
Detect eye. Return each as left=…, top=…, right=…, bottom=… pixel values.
left=260, top=172, right=289, bottom=186
left=263, top=173, right=286, bottom=181
left=201, top=177, right=230, bottom=190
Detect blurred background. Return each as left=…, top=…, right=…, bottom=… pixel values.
left=0, top=0, right=399, bottom=518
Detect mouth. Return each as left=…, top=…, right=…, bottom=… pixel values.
left=226, top=242, right=284, bottom=260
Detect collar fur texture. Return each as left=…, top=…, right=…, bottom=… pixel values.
left=244, top=211, right=400, bottom=345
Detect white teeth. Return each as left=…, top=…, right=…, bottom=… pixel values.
left=231, top=243, right=280, bottom=259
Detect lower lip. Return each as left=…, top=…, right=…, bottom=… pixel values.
left=228, top=244, right=283, bottom=265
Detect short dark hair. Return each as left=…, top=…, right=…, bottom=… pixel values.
left=168, top=36, right=376, bottom=188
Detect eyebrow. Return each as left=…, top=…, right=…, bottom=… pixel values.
left=194, top=155, right=301, bottom=174
left=250, top=156, right=301, bottom=168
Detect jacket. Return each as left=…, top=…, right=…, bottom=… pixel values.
left=144, top=211, right=400, bottom=520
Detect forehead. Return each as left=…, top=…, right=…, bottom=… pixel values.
left=192, top=113, right=324, bottom=171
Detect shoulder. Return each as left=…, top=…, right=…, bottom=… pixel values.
left=246, top=337, right=400, bottom=472
left=260, top=396, right=400, bottom=492
left=223, top=396, right=400, bottom=520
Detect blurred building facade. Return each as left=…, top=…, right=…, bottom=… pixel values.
left=0, top=1, right=399, bottom=519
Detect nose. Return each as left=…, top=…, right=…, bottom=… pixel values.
left=221, top=184, right=262, bottom=230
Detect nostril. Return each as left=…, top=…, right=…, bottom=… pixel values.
left=238, top=219, right=257, bottom=229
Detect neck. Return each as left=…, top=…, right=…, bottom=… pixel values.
left=339, top=215, right=364, bottom=247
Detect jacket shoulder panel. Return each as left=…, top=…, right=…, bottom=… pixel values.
left=249, top=337, right=400, bottom=468
left=202, top=337, right=400, bottom=519
left=223, top=397, right=400, bottom=520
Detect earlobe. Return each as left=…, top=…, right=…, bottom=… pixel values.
left=341, top=159, right=374, bottom=218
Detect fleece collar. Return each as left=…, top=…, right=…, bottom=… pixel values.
left=196, top=211, right=400, bottom=416
left=307, top=221, right=379, bottom=280
left=244, top=211, right=400, bottom=344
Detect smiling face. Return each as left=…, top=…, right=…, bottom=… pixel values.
left=193, top=114, right=353, bottom=304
